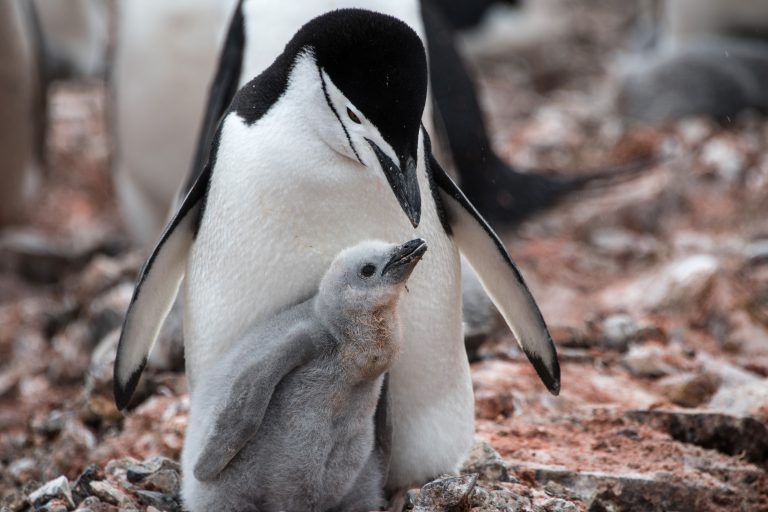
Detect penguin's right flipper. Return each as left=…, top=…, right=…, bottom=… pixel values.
left=424, top=129, right=561, bottom=395
left=193, top=328, right=318, bottom=481
left=180, top=0, right=245, bottom=197
left=113, top=166, right=211, bottom=410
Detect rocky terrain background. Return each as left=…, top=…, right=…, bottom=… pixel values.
left=1, top=1, right=767, bottom=510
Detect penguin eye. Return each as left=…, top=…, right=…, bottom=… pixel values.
left=360, top=264, right=376, bottom=278
left=347, top=108, right=362, bottom=124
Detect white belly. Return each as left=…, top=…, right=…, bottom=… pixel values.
left=184, top=114, right=473, bottom=487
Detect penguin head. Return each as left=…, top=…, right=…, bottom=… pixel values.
left=318, top=238, right=427, bottom=323
left=317, top=238, right=427, bottom=376
left=272, top=9, right=427, bottom=228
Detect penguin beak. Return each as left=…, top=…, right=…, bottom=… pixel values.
left=365, top=139, right=421, bottom=228
left=382, top=238, right=427, bottom=283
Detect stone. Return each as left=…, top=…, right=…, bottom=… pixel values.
left=88, top=481, right=135, bottom=508
left=600, top=255, right=718, bottom=312
left=589, top=228, right=659, bottom=261
left=509, top=462, right=737, bottom=511
left=659, top=372, right=721, bottom=407
left=1, top=492, right=29, bottom=512
left=0, top=230, right=86, bottom=283
left=708, top=379, right=768, bottom=419
left=125, top=457, right=180, bottom=483
left=462, top=441, right=511, bottom=482
left=411, top=474, right=478, bottom=511
left=8, top=457, right=36, bottom=481
left=141, top=470, right=180, bottom=496
left=537, top=497, right=579, bottom=512
left=74, top=496, right=112, bottom=512
left=28, top=476, right=75, bottom=509
left=626, top=409, right=768, bottom=465
left=72, top=464, right=101, bottom=504
left=135, top=490, right=180, bottom=512
left=599, top=314, right=642, bottom=351
left=621, top=345, right=676, bottom=378
left=475, top=388, right=516, bottom=420
left=38, top=499, right=70, bottom=512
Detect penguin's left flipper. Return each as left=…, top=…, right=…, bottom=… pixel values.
left=181, top=0, right=244, bottom=197
left=113, top=165, right=211, bottom=410
left=424, top=130, right=561, bottom=394
left=193, top=328, right=318, bottom=481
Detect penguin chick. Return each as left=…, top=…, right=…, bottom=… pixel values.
left=182, top=239, right=427, bottom=512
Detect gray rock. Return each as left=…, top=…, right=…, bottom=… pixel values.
left=125, top=456, right=180, bottom=484
left=621, top=345, right=676, bottom=378
left=658, top=372, right=721, bottom=407
left=141, top=470, right=180, bottom=496
left=72, top=464, right=100, bottom=504
left=462, top=441, right=511, bottom=482
left=508, top=461, right=736, bottom=511
left=88, top=480, right=135, bottom=508
left=600, top=255, right=718, bottom=312
left=412, top=474, right=478, bottom=511
left=135, top=490, right=181, bottom=512
left=626, top=409, right=768, bottom=466
left=708, top=379, right=768, bottom=417
left=599, top=314, right=641, bottom=351
left=28, top=476, right=75, bottom=509
left=8, top=457, right=36, bottom=481
left=38, top=499, right=70, bottom=512
left=536, top=497, right=579, bottom=512
left=73, top=496, right=105, bottom=512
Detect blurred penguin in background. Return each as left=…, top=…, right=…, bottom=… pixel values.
left=432, top=0, right=566, bottom=59
left=0, top=0, right=40, bottom=225
left=111, top=0, right=237, bottom=245
left=618, top=0, right=768, bottom=123
left=33, top=0, right=109, bottom=81
left=0, top=0, right=108, bottom=226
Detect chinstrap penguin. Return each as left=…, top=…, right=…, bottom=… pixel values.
left=182, top=239, right=426, bottom=512
left=115, top=9, right=560, bottom=490
left=111, top=0, right=623, bottom=246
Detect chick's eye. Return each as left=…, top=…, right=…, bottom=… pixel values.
left=360, top=264, right=376, bottom=277
left=347, top=107, right=362, bottom=124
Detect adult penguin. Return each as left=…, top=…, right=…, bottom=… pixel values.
left=113, top=0, right=615, bottom=246
left=0, top=0, right=40, bottom=225
left=114, top=9, right=559, bottom=490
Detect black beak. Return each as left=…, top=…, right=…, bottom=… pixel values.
left=366, top=139, right=421, bottom=228
left=381, top=238, right=427, bottom=282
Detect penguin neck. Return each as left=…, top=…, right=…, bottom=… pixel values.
left=313, top=294, right=401, bottom=382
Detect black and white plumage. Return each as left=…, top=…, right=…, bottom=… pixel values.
left=114, top=9, right=559, bottom=490
left=182, top=239, right=425, bottom=512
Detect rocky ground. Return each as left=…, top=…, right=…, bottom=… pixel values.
left=2, top=1, right=768, bottom=511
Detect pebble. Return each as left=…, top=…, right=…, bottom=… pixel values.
left=621, top=345, right=676, bottom=378
left=462, top=441, right=511, bottom=482
left=28, top=475, right=75, bottom=509
left=709, top=379, right=768, bottom=418
left=411, top=474, right=478, bottom=511
left=135, top=490, right=181, bottom=511
left=600, top=255, right=718, bottom=312
left=600, top=314, right=641, bottom=351
left=89, top=480, right=136, bottom=508
left=659, top=372, right=721, bottom=407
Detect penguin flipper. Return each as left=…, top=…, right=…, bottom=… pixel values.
left=424, top=131, right=561, bottom=395
left=193, top=328, right=318, bottom=481
left=113, top=166, right=211, bottom=410
left=180, top=0, right=245, bottom=197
